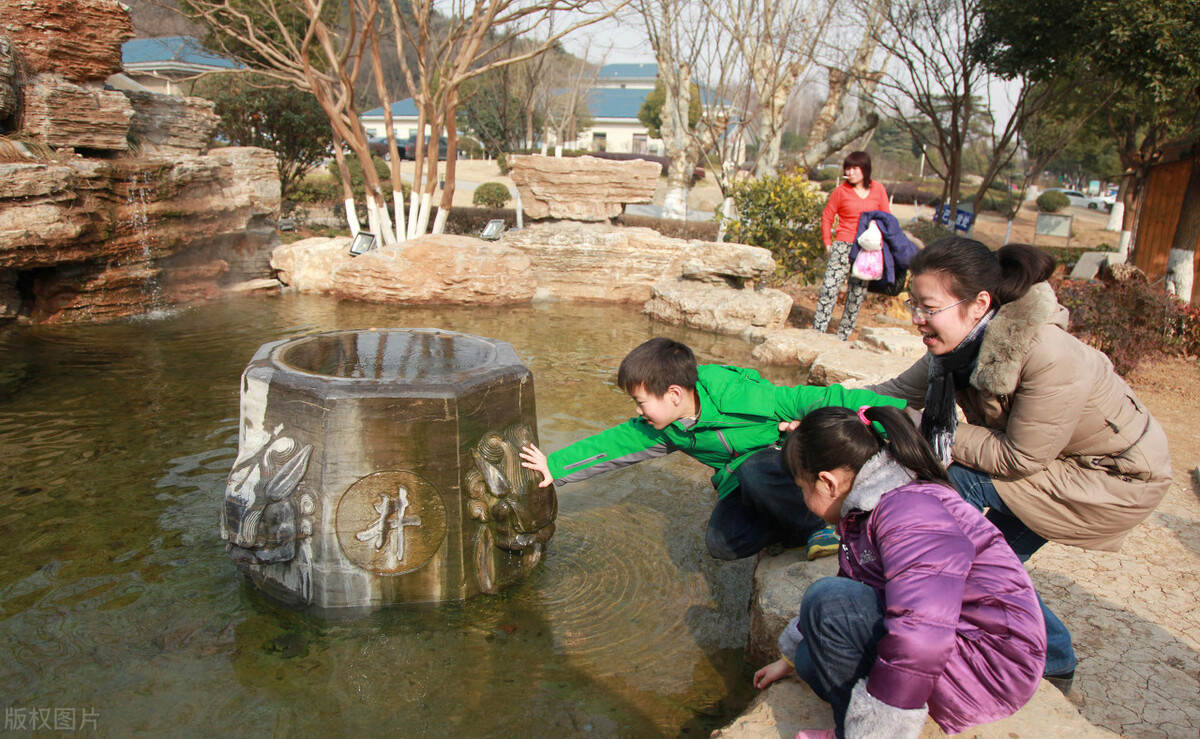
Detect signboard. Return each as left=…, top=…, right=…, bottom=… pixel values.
left=936, top=205, right=977, bottom=233
left=1033, top=212, right=1073, bottom=247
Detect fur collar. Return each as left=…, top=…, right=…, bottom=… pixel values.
left=842, top=451, right=916, bottom=516
left=970, top=281, right=1060, bottom=396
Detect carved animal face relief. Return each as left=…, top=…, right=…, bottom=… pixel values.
left=467, top=424, right=557, bottom=574
left=221, top=422, right=314, bottom=565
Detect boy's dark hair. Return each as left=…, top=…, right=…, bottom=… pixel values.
left=842, top=150, right=872, bottom=186
left=781, top=406, right=949, bottom=486
left=616, top=338, right=698, bottom=396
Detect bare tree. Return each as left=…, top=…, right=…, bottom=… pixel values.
left=181, top=0, right=396, bottom=241
left=793, top=0, right=887, bottom=170
left=704, top=0, right=839, bottom=177
left=386, top=0, right=626, bottom=235
left=537, top=42, right=604, bottom=156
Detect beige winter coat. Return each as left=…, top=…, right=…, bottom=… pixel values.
left=868, top=282, right=1172, bottom=551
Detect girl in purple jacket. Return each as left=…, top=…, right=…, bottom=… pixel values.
left=754, top=406, right=1046, bottom=739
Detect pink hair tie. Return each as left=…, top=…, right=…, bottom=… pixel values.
left=857, top=405, right=889, bottom=441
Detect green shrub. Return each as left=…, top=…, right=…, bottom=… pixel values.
left=332, top=155, right=410, bottom=206
left=1058, top=267, right=1200, bottom=375
left=1036, top=190, right=1070, bottom=213
left=617, top=213, right=720, bottom=240
left=443, top=206, right=518, bottom=236
left=718, top=173, right=827, bottom=283
left=496, top=152, right=510, bottom=175
left=472, top=181, right=511, bottom=208
left=289, top=174, right=341, bottom=204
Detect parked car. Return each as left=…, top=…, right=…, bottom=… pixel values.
left=1045, top=188, right=1112, bottom=212
left=403, top=136, right=448, bottom=161
left=367, top=135, right=406, bottom=161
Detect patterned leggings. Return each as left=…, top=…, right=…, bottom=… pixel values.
left=812, top=239, right=868, bottom=340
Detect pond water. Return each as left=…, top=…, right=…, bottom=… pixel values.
left=0, top=295, right=800, bottom=737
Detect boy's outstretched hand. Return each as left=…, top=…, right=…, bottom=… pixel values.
left=753, top=657, right=794, bottom=690
left=519, top=444, right=553, bottom=488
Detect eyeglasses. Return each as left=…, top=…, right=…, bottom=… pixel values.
left=904, top=297, right=968, bottom=321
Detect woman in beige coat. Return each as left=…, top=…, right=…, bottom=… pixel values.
left=868, top=237, right=1172, bottom=694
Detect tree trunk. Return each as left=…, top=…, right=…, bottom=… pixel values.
left=434, top=98, right=460, bottom=235
left=1165, top=152, right=1200, bottom=303
left=660, top=62, right=696, bottom=220
left=330, top=132, right=360, bottom=236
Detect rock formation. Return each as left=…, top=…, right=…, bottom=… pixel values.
left=271, top=224, right=784, bottom=319
left=0, top=1, right=281, bottom=323
left=508, top=155, right=659, bottom=221
left=0, top=0, right=132, bottom=83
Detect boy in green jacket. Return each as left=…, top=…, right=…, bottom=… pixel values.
left=519, top=337, right=907, bottom=560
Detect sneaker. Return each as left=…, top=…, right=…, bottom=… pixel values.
left=805, top=524, right=840, bottom=561
left=1046, top=669, right=1074, bottom=696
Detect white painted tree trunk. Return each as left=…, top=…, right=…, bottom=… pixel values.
left=416, top=192, right=433, bottom=235
left=392, top=190, right=406, bottom=242
left=344, top=199, right=360, bottom=237
left=365, top=195, right=382, bottom=239
left=1165, top=248, right=1194, bottom=303
left=663, top=186, right=689, bottom=220
left=374, top=198, right=396, bottom=245
left=1115, top=230, right=1132, bottom=261
left=432, top=206, right=448, bottom=235
left=554, top=144, right=563, bottom=157
left=1105, top=202, right=1124, bottom=232
left=407, top=192, right=420, bottom=239
left=717, top=195, right=736, bottom=241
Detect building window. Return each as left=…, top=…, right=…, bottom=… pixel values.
left=632, top=134, right=648, bottom=154
left=593, top=132, right=607, bottom=153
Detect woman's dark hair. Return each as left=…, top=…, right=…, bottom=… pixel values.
left=842, top=151, right=872, bottom=186
left=782, top=406, right=949, bottom=486
left=617, top=337, right=698, bottom=396
left=909, top=237, right=1056, bottom=307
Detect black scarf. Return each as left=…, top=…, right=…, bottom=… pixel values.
left=921, top=310, right=995, bottom=465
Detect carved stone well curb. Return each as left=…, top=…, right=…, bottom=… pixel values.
left=220, top=328, right=557, bottom=613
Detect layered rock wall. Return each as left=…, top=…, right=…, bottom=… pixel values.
left=0, top=0, right=282, bottom=323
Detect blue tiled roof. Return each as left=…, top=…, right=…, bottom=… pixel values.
left=597, top=63, right=658, bottom=80
left=586, top=87, right=650, bottom=119
left=122, top=36, right=239, bottom=69
left=361, top=99, right=421, bottom=118
left=364, top=89, right=648, bottom=122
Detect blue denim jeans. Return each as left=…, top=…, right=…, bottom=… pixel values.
left=793, top=577, right=886, bottom=739
left=947, top=463, right=1077, bottom=676
left=705, top=446, right=826, bottom=560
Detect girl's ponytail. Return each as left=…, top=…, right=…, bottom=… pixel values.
left=861, top=406, right=950, bottom=485
left=782, top=405, right=950, bottom=486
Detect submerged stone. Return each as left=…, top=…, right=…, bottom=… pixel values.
left=220, top=328, right=557, bottom=613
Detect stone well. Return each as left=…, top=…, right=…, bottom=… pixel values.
left=220, top=328, right=557, bottom=613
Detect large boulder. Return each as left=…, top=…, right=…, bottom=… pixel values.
left=644, top=281, right=793, bottom=342
left=0, top=0, right=133, bottom=83
left=270, top=236, right=351, bottom=295
left=751, top=328, right=917, bottom=384
left=333, top=235, right=536, bottom=305
left=125, top=91, right=221, bottom=156
left=20, top=73, right=133, bottom=151
left=508, top=154, right=659, bottom=221
left=715, top=678, right=1117, bottom=738
left=500, top=221, right=773, bottom=303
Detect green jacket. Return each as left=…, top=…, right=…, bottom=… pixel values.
left=546, top=364, right=907, bottom=498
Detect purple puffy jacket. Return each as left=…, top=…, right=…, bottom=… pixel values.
left=837, top=457, right=1046, bottom=734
